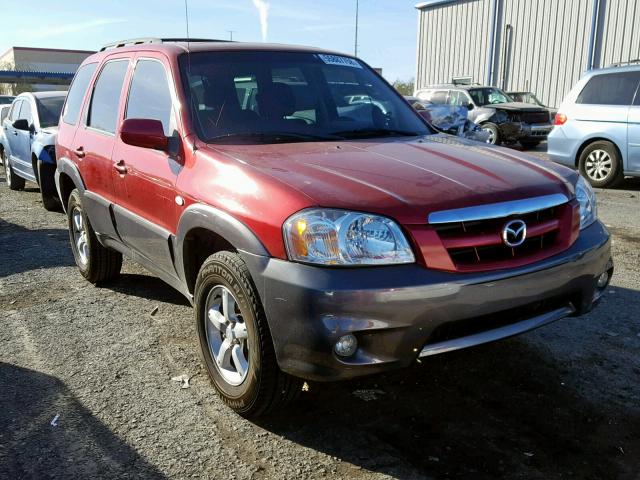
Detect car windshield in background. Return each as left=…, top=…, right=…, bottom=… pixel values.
left=468, top=88, right=512, bottom=106
left=511, top=92, right=545, bottom=106
left=180, top=51, right=430, bottom=144
left=36, top=96, right=65, bottom=128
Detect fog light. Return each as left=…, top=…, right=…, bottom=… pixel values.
left=334, top=334, right=358, bottom=357
left=597, top=271, right=609, bottom=289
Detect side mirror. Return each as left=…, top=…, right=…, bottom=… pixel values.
left=13, top=119, right=29, bottom=131
left=120, top=118, right=168, bottom=151
left=467, top=103, right=475, bottom=111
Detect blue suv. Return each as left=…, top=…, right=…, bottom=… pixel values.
left=1, top=91, right=66, bottom=210
left=548, top=64, right=640, bottom=188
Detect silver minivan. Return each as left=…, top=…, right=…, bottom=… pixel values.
left=548, top=64, right=640, bottom=187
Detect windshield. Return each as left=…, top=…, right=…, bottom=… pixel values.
left=180, top=51, right=430, bottom=144
left=468, top=88, right=512, bottom=106
left=513, top=92, right=545, bottom=107
left=36, top=96, right=65, bottom=128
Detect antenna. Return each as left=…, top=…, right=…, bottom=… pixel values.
left=354, top=0, right=359, bottom=57
left=184, top=0, right=191, bottom=53
left=227, top=30, right=236, bottom=41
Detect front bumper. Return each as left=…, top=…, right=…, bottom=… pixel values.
left=242, top=221, right=611, bottom=382
left=499, top=122, right=553, bottom=141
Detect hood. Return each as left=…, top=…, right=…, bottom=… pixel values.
left=208, top=135, right=576, bottom=224
left=489, top=102, right=550, bottom=112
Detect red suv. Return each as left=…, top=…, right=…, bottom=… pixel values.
left=55, top=39, right=612, bottom=417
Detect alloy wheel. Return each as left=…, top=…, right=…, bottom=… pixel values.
left=585, top=149, right=612, bottom=182
left=71, top=207, right=89, bottom=266
left=483, top=127, right=497, bottom=144
left=205, top=285, right=249, bottom=386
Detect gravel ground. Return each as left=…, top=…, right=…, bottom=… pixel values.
left=1, top=152, right=639, bottom=480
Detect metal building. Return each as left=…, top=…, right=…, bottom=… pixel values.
left=415, top=0, right=640, bottom=107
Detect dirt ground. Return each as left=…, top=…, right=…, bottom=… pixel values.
left=1, top=154, right=639, bottom=479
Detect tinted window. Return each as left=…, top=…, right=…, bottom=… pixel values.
left=19, top=100, right=33, bottom=123
left=88, top=60, right=129, bottom=133
left=36, top=96, right=65, bottom=128
left=63, top=63, right=97, bottom=125
left=0, top=97, right=14, bottom=105
left=180, top=51, right=430, bottom=144
left=8, top=101, right=21, bottom=121
left=577, top=72, right=640, bottom=106
left=126, top=60, right=174, bottom=136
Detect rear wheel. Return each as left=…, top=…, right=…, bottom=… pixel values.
left=195, top=251, right=301, bottom=417
left=38, top=160, right=61, bottom=211
left=579, top=140, right=623, bottom=188
left=481, top=122, right=500, bottom=145
left=4, top=155, right=25, bottom=191
left=67, top=189, right=122, bottom=283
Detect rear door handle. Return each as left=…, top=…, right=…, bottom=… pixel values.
left=74, top=147, right=85, bottom=158
left=114, top=159, right=127, bottom=175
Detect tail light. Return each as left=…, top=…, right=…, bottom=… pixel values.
left=554, top=113, right=568, bottom=125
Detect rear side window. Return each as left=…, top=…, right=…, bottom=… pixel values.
left=88, top=60, right=129, bottom=134
left=421, top=90, right=448, bottom=104
left=63, top=63, right=97, bottom=125
left=125, top=59, right=174, bottom=136
left=0, top=106, right=9, bottom=123
left=577, top=72, right=640, bottom=106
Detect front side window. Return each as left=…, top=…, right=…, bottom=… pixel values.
left=468, top=88, right=512, bottom=106
left=88, top=60, right=129, bottom=134
left=9, top=100, right=22, bottom=121
left=180, top=51, right=430, bottom=144
left=126, top=59, right=174, bottom=136
left=577, top=72, right=640, bottom=106
left=19, top=100, right=33, bottom=124
left=63, top=63, right=98, bottom=125
left=36, top=96, right=65, bottom=128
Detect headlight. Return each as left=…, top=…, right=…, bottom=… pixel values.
left=283, top=209, right=415, bottom=266
left=575, top=175, right=597, bottom=229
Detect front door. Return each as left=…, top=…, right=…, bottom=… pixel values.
left=111, top=54, right=181, bottom=276
left=9, top=100, right=35, bottom=181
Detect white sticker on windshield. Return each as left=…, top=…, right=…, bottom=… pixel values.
left=317, top=54, right=362, bottom=69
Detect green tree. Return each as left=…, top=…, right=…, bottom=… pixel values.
left=392, top=78, right=415, bottom=96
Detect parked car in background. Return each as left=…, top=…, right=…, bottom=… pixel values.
left=56, top=39, right=611, bottom=417
left=508, top=90, right=557, bottom=120
left=548, top=64, right=640, bottom=188
left=415, top=85, right=553, bottom=148
left=0, top=105, right=10, bottom=166
left=0, top=95, right=15, bottom=105
left=1, top=91, right=65, bottom=210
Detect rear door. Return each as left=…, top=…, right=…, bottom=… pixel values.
left=76, top=56, right=131, bottom=240
left=627, top=75, right=640, bottom=173
left=110, top=53, right=181, bottom=276
left=4, top=99, right=22, bottom=160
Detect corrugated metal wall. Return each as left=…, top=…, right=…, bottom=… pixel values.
left=415, top=0, right=640, bottom=108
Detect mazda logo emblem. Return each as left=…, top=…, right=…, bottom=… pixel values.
left=502, top=219, right=527, bottom=247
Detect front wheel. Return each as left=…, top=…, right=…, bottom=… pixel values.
left=481, top=122, right=500, bottom=145
left=67, top=189, right=122, bottom=283
left=195, top=251, right=301, bottom=417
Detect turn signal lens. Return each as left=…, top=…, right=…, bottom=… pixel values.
left=554, top=113, right=567, bottom=125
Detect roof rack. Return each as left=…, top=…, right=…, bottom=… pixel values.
left=608, top=59, right=640, bottom=68
left=99, top=37, right=228, bottom=52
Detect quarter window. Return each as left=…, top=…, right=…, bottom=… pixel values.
left=63, top=63, right=98, bottom=125
left=88, top=60, right=129, bottom=134
left=126, top=60, right=174, bottom=136
left=577, top=72, right=640, bottom=106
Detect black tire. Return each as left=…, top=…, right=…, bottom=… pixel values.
left=195, top=251, right=301, bottom=417
left=38, top=160, right=62, bottom=212
left=67, top=189, right=122, bottom=283
left=520, top=139, right=541, bottom=149
left=4, top=155, right=25, bottom=191
left=481, top=122, right=500, bottom=145
left=578, top=140, right=623, bottom=188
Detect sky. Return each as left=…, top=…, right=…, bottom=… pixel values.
left=0, top=0, right=420, bottom=82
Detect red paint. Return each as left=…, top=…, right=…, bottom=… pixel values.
left=58, top=43, right=582, bottom=272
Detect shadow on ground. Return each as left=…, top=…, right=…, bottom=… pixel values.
left=257, top=288, right=640, bottom=480
left=0, top=219, right=74, bottom=278
left=0, top=362, right=164, bottom=479
left=101, top=273, right=190, bottom=306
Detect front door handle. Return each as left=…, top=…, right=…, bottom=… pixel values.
left=114, top=159, right=128, bottom=175
left=74, top=147, right=85, bottom=158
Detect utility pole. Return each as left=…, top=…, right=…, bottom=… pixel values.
left=354, top=0, right=359, bottom=57
left=227, top=30, right=236, bottom=41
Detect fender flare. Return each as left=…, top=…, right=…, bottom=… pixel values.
left=55, top=157, right=86, bottom=209
left=175, top=204, right=269, bottom=257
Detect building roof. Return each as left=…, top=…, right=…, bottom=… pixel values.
left=0, top=46, right=95, bottom=59
left=415, top=0, right=462, bottom=9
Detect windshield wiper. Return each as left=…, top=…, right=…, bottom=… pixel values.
left=329, top=128, right=421, bottom=139
left=206, top=131, right=340, bottom=143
